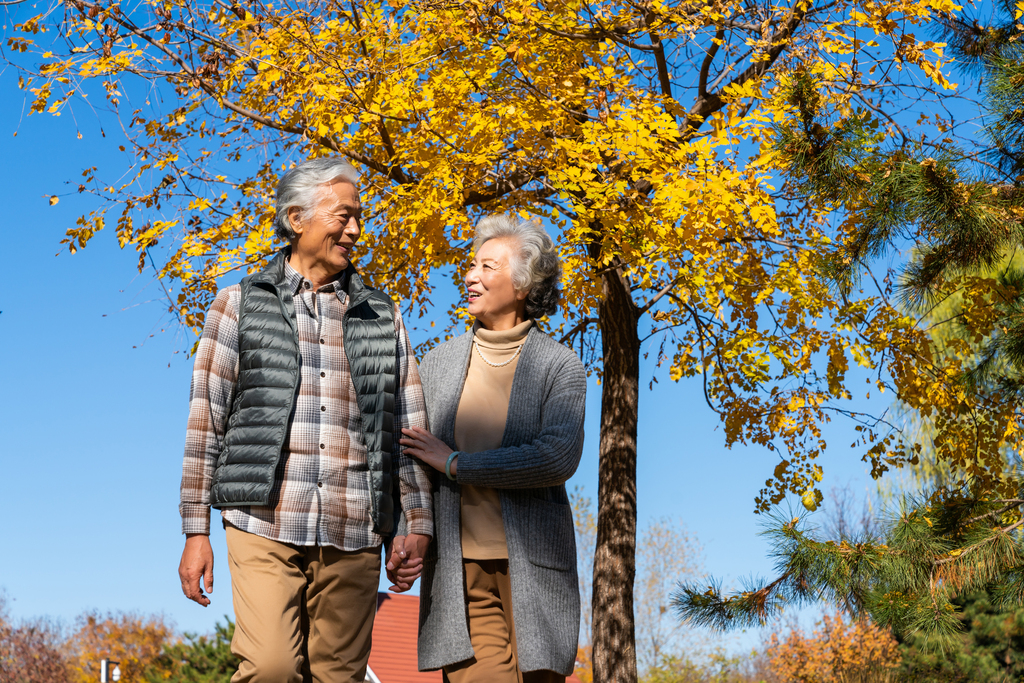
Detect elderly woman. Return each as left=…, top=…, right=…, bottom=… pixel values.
left=398, top=215, right=586, bottom=682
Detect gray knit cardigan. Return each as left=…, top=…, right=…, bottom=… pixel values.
left=415, top=325, right=586, bottom=675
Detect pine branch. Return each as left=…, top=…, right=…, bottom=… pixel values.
left=674, top=492, right=1024, bottom=640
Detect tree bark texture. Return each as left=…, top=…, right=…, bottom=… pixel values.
left=591, top=258, right=641, bottom=683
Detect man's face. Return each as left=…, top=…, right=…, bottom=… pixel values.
left=289, top=179, right=362, bottom=275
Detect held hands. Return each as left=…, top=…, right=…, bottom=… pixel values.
left=179, top=534, right=214, bottom=606
left=179, top=530, right=426, bottom=600
left=400, top=426, right=456, bottom=478
left=385, top=533, right=431, bottom=593
left=390, top=427, right=443, bottom=592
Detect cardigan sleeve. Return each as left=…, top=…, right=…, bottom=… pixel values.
left=455, top=351, right=586, bottom=489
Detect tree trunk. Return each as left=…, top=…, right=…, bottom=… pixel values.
left=591, top=255, right=641, bottom=683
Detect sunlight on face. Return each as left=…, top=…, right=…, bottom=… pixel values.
left=464, top=237, right=528, bottom=330
left=290, top=179, right=362, bottom=277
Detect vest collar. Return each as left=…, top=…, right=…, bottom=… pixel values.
left=342, top=262, right=374, bottom=310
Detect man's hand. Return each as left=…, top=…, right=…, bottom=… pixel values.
left=385, top=533, right=431, bottom=593
left=179, top=534, right=214, bottom=606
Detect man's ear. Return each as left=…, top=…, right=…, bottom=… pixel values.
left=288, top=206, right=303, bottom=235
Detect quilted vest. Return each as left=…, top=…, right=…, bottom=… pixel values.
left=209, top=251, right=399, bottom=535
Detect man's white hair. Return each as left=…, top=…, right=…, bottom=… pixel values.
left=274, top=158, right=359, bottom=242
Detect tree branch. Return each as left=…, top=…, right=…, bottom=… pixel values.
left=719, top=235, right=808, bottom=249
left=65, top=0, right=416, bottom=187
left=533, top=20, right=656, bottom=52
left=933, top=518, right=1024, bottom=566
left=638, top=277, right=681, bottom=315
left=685, top=1, right=809, bottom=132
left=462, top=168, right=540, bottom=205
left=965, top=499, right=1024, bottom=526
left=559, top=316, right=599, bottom=345
left=698, top=27, right=726, bottom=98
left=651, top=28, right=677, bottom=100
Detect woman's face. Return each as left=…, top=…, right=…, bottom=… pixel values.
left=464, top=238, right=527, bottom=329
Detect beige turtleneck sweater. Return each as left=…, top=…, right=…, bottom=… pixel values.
left=454, top=319, right=533, bottom=560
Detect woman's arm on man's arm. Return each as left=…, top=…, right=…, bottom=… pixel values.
left=456, top=355, right=586, bottom=489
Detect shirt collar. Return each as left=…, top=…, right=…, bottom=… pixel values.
left=283, top=258, right=349, bottom=296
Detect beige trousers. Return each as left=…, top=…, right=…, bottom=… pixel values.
left=225, top=525, right=381, bottom=683
left=442, top=559, right=566, bottom=683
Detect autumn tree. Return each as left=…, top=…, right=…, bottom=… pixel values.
left=67, top=611, right=173, bottom=683
left=634, top=518, right=703, bottom=673
left=0, top=594, right=71, bottom=683
left=572, top=489, right=703, bottom=680
left=4, top=0, right=968, bottom=677
left=639, top=650, right=764, bottom=683
left=763, top=611, right=901, bottom=683
left=673, top=0, right=1024, bottom=643
left=572, top=488, right=598, bottom=683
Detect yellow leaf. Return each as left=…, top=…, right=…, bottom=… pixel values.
left=802, top=488, right=822, bottom=511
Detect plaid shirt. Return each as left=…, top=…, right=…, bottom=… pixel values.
left=179, top=261, right=433, bottom=549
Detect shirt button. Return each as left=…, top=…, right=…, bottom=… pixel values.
left=320, top=443, right=325, bottom=449
left=303, top=281, right=311, bottom=289
left=321, top=405, right=326, bottom=411
left=320, top=372, right=326, bottom=378
left=317, top=481, right=323, bottom=488
left=320, top=338, right=325, bottom=344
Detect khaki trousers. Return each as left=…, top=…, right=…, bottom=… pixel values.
left=442, top=560, right=565, bottom=683
left=226, top=525, right=381, bottom=683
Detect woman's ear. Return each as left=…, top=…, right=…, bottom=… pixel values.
left=288, top=206, right=303, bottom=235
left=516, top=287, right=529, bottom=301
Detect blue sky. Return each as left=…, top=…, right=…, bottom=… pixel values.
left=0, top=46, right=887, bottom=648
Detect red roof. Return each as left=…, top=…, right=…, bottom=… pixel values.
left=367, top=592, right=582, bottom=683
left=368, top=593, right=440, bottom=683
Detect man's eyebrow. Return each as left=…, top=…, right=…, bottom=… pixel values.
left=326, top=203, right=362, bottom=212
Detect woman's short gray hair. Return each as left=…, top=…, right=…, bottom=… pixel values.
left=273, top=158, right=359, bottom=242
left=473, top=214, right=562, bottom=319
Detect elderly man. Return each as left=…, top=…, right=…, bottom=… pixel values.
left=177, top=157, right=432, bottom=683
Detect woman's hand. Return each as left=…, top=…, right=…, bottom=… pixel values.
left=400, top=426, right=456, bottom=477
left=385, top=533, right=430, bottom=593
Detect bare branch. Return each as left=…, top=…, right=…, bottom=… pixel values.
left=638, top=277, right=682, bottom=315
left=719, top=235, right=808, bottom=249
left=685, top=0, right=809, bottom=132
left=698, top=27, right=725, bottom=98
left=559, top=316, right=599, bottom=345
left=651, top=28, right=677, bottom=100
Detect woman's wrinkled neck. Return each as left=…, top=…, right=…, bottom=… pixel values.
left=474, top=318, right=533, bottom=343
